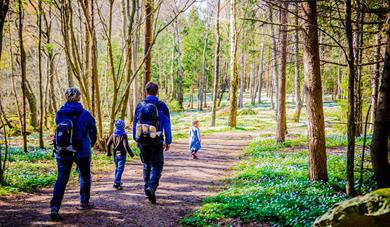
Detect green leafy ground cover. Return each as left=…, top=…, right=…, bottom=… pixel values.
left=181, top=136, right=375, bottom=226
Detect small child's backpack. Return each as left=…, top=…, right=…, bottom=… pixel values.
left=135, top=101, right=163, bottom=146
left=55, top=113, right=82, bottom=153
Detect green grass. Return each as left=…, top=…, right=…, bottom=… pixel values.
left=0, top=145, right=121, bottom=196
left=181, top=137, right=376, bottom=226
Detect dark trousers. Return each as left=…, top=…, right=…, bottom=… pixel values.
left=140, top=142, right=164, bottom=192
left=50, top=155, right=91, bottom=209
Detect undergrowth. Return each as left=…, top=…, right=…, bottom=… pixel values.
left=181, top=137, right=375, bottom=226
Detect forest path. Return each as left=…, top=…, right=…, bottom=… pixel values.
left=0, top=131, right=256, bottom=226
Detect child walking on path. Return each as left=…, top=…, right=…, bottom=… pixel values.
left=189, top=120, right=202, bottom=159
left=106, top=120, right=134, bottom=190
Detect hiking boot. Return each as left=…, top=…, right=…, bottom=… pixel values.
left=50, top=207, right=60, bottom=221
left=145, top=187, right=156, bottom=204
left=79, top=202, right=95, bottom=210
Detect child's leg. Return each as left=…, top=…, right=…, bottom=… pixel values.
left=115, top=156, right=126, bottom=185
left=114, top=156, right=119, bottom=185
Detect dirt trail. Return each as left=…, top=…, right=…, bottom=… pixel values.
left=0, top=131, right=256, bottom=227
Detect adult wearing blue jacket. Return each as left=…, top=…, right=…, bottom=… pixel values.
left=50, top=87, right=97, bottom=220
left=133, top=82, right=172, bottom=204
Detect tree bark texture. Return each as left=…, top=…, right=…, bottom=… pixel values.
left=143, top=0, right=153, bottom=91
left=302, top=1, right=328, bottom=182
left=345, top=0, right=356, bottom=196
left=276, top=2, right=288, bottom=143
left=228, top=0, right=238, bottom=128
left=370, top=14, right=390, bottom=188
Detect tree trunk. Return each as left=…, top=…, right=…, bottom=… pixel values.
left=228, top=0, right=238, bottom=128
left=337, top=48, right=343, bottom=99
left=269, top=8, right=278, bottom=111
left=250, top=62, right=256, bottom=105
left=238, top=54, right=245, bottom=108
left=91, top=0, right=103, bottom=146
left=107, top=0, right=118, bottom=135
left=302, top=1, right=328, bottom=182
left=132, top=0, right=140, bottom=109
left=370, top=15, right=390, bottom=188
left=18, top=0, right=28, bottom=153
left=276, top=2, right=288, bottom=143
left=0, top=0, right=9, bottom=62
left=257, top=25, right=265, bottom=104
left=345, top=0, right=356, bottom=196
left=199, top=30, right=208, bottom=111
left=38, top=0, right=44, bottom=148
left=293, top=2, right=302, bottom=123
left=211, top=0, right=221, bottom=127
left=354, top=1, right=365, bottom=137
left=370, top=33, right=381, bottom=131
left=174, top=18, right=184, bottom=109
left=120, top=0, right=136, bottom=120
left=143, top=0, right=153, bottom=92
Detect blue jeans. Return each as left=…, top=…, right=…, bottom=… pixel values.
left=140, top=142, right=164, bottom=192
left=50, top=155, right=91, bottom=209
left=114, top=155, right=126, bottom=185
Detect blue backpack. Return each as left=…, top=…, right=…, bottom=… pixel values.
left=55, top=112, right=83, bottom=153
left=136, top=101, right=163, bottom=145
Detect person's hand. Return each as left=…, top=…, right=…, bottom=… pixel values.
left=164, top=144, right=170, bottom=152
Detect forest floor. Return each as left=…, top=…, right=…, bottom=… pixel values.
left=0, top=130, right=257, bottom=226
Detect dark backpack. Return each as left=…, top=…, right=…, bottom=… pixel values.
left=136, top=101, right=163, bottom=145
left=55, top=112, right=83, bottom=153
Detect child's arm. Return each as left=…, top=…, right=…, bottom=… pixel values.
left=106, top=135, right=113, bottom=156
left=124, top=134, right=135, bottom=158
left=197, top=128, right=201, bottom=143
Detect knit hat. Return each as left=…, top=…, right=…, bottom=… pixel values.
left=115, top=120, right=125, bottom=131
left=114, top=119, right=126, bottom=136
left=65, top=87, right=81, bottom=102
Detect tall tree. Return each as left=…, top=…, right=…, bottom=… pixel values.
left=276, top=2, right=288, bottom=143
left=120, top=0, right=136, bottom=119
left=257, top=25, right=265, bottom=104
left=370, top=13, right=390, bottom=188
left=174, top=18, right=184, bottom=108
left=302, top=0, right=328, bottom=182
left=345, top=0, right=356, bottom=196
left=143, top=0, right=153, bottom=91
left=0, top=0, right=9, bottom=61
left=370, top=32, right=382, bottom=131
left=211, top=0, right=221, bottom=127
left=38, top=0, right=44, bottom=148
left=293, top=2, right=302, bottom=122
left=228, top=0, right=238, bottom=128
left=199, top=24, right=209, bottom=111
left=269, top=7, right=278, bottom=110
left=18, top=0, right=27, bottom=153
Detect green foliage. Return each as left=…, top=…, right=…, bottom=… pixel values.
left=0, top=145, right=119, bottom=196
left=237, top=108, right=257, bottom=116
left=166, top=99, right=182, bottom=112
left=182, top=137, right=375, bottom=226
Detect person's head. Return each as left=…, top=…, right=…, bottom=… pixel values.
left=192, top=120, right=199, bottom=128
left=145, top=82, right=158, bottom=96
left=115, top=119, right=125, bottom=131
left=65, top=87, right=81, bottom=103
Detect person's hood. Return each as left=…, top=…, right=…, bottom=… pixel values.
left=145, top=95, right=159, bottom=103
left=59, top=102, right=84, bottom=116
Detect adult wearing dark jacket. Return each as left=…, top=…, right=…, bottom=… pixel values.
left=133, top=82, right=172, bottom=204
left=50, top=87, right=97, bottom=220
